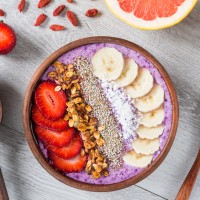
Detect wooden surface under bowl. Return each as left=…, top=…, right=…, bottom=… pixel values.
left=23, top=36, right=179, bottom=192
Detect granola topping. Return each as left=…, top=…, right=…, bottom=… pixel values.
left=48, top=60, right=109, bottom=179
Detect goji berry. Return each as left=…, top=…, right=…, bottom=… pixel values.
left=38, top=0, right=51, bottom=9
left=53, top=5, right=66, bottom=16
left=85, top=9, right=98, bottom=17
left=67, top=10, right=78, bottom=26
left=50, top=24, right=65, bottom=31
left=0, top=9, right=5, bottom=16
left=35, top=14, right=47, bottom=26
left=18, top=0, right=26, bottom=12
left=67, top=0, right=73, bottom=3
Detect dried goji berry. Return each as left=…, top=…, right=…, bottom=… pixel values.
left=0, top=9, right=5, bottom=16
left=53, top=5, right=66, bottom=16
left=38, top=0, right=51, bottom=9
left=85, top=9, right=98, bottom=17
left=35, top=14, right=47, bottom=26
left=50, top=24, right=65, bottom=31
left=18, top=0, right=26, bottom=12
left=67, top=0, right=73, bottom=3
left=67, top=10, right=78, bottom=26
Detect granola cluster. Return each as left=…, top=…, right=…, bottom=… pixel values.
left=48, top=61, right=109, bottom=179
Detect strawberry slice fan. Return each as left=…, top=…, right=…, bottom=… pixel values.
left=104, top=0, right=198, bottom=30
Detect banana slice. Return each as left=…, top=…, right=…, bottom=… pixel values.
left=125, top=68, right=153, bottom=98
left=140, top=106, right=165, bottom=127
left=134, top=84, right=164, bottom=112
left=91, top=47, right=124, bottom=81
left=132, top=138, right=160, bottom=155
left=136, top=125, right=164, bottom=139
left=115, top=58, right=138, bottom=87
left=123, top=150, right=153, bottom=168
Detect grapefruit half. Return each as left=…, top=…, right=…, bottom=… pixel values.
left=104, top=0, right=198, bottom=30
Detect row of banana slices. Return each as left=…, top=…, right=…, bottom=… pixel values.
left=91, top=47, right=165, bottom=168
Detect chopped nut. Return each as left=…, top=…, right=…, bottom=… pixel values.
left=96, top=138, right=105, bottom=146
left=92, top=171, right=100, bottom=179
left=84, top=141, right=95, bottom=149
left=93, top=131, right=100, bottom=139
left=103, top=170, right=109, bottom=177
left=69, top=119, right=74, bottom=127
left=65, top=71, right=74, bottom=77
left=71, top=92, right=80, bottom=98
left=61, top=83, right=68, bottom=90
left=66, top=102, right=74, bottom=107
left=77, top=123, right=87, bottom=132
left=53, top=61, right=62, bottom=68
left=81, top=149, right=85, bottom=157
left=89, top=117, right=98, bottom=126
left=93, top=164, right=102, bottom=173
left=71, top=86, right=76, bottom=94
left=56, top=66, right=65, bottom=74
left=73, top=97, right=83, bottom=104
left=90, top=149, right=95, bottom=159
left=94, top=149, right=100, bottom=158
left=57, top=77, right=64, bottom=83
left=96, top=156, right=104, bottom=162
left=98, top=126, right=105, bottom=131
left=72, top=114, right=78, bottom=122
left=86, top=160, right=92, bottom=170
left=64, top=114, right=70, bottom=121
left=83, top=114, right=89, bottom=121
left=67, top=64, right=74, bottom=70
left=71, top=79, right=79, bottom=84
left=85, top=105, right=92, bottom=112
left=102, top=163, right=108, bottom=169
left=48, top=71, right=57, bottom=79
left=75, top=83, right=81, bottom=90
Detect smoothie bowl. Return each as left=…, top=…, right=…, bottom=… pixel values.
left=23, top=37, right=179, bottom=191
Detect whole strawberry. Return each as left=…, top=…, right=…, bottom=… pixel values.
left=0, top=21, right=16, bottom=55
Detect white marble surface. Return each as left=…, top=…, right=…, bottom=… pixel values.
left=0, top=0, right=200, bottom=199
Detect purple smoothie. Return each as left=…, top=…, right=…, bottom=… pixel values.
left=40, top=43, right=172, bottom=185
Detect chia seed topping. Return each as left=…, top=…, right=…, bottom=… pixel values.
left=74, top=56, right=123, bottom=169
left=101, top=80, right=141, bottom=141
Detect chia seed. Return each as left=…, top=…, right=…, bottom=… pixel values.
left=74, top=57, right=123, bottom=169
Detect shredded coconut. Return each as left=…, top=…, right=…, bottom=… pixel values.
left=101, top=80, right=141, bottom=140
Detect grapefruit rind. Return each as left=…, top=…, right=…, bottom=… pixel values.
left=104, top=0, right=198, bottom=30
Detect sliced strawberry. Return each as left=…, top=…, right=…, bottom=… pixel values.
left=0, top=21, right=16, bottom=55
left=35, top=126, right=74, bottom=147
left=46, top=134, right=83, bottom=159
left=32, top=105, right=68, bottom=131
left=50, top=152, right=87, bottom=172
left=34, top=81, right=67, bottom=120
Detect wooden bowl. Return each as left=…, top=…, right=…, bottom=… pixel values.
left=23, top=36, right=179, bottom=192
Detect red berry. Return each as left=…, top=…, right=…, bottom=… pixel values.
left=18, top=0, right=26, bottom=12
left=38, top=0, right=51, bottom=9
left=34, top=81, right=67, bottom=120
left=35, top=126, right=74, bottom=147
left=67, top=10, right=78, bottom=26
left=50, top=25, right=65, bottom=31
left=32, top=105, right=68, bottom=131
left=47, top=134, right=83, bottom=159
left=53, top=5, right=66, bottom=16
left=0, top=21, right=16, bottom=55
left=35, top=14, right=47, bottom=26
left=0, top=9, right=5, bottom=16
left=50, top=152, right=87, bottom=172
left=67, top=0, right=73, bottom=3
left=85, top=9, right=98, bottom=17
